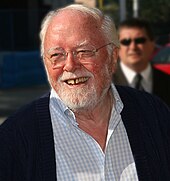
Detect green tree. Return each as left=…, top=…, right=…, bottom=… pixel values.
left=140, top=0, right=170, bottom=23
left=99, top=0, right=170, bottom=36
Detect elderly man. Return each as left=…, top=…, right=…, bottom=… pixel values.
left=0, top=4, right=170, bottom=181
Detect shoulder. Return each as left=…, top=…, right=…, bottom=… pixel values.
left=0, top=93, right=52, bottom=180
left=116, top=85, right=170, bottom=111
left=116, top=84, right=170, bottom=129
left=116, top=85, right=153, bottom=100
left=116, top=85, right=170, bottom=130
left=0, top=93, right=51, bottom=156
left=0, top=93, right=50, bottom=134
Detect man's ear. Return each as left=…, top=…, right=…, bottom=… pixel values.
left=111, top=47, right=119, bottom=73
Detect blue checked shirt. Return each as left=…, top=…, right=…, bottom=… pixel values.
left=50, top=84, right=139, bottom=181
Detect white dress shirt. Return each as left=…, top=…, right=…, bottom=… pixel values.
left=120, top=62, right=153, bottom=93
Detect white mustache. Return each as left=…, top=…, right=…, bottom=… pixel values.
left=59, top=71, right=93, bottom=81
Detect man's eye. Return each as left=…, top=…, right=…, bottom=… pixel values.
left=51, top=53, right=63, bottom=58
left=77, top=50, right=93, bottom=57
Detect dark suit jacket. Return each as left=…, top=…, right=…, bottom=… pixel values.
left=0, top=88, right=170, bottom=181
left=113, top=62, right=170, bottom=106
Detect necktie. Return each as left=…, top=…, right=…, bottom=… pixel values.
left=133, top=74, right=143, bottom=90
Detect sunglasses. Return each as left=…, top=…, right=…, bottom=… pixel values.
left=120, top=37, right=147, bottom=46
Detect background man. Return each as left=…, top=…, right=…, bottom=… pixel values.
left=113, top=18, right=170, bottom=106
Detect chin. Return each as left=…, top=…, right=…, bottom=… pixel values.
left=57, top=85, right=98, bottom=111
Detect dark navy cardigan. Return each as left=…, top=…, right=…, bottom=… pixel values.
left=0, top=86, right=170, bottom=181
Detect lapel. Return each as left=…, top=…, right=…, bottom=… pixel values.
left=117, top=86, right=152, bottom=180
left=36, top=94, right=57, bottom=181
left=113, top=62, right=129, bottom=86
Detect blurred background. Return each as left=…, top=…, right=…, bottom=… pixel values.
left=0, top=0, right=170, bottom=123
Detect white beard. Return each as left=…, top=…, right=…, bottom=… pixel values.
left=57, top=83, right=98, bottom=111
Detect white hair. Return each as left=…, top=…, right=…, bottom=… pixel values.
left=39, top=4, right=119, bottom=57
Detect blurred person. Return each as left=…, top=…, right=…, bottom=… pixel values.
left=113, top=18, right=170, bottom=106
left=0, top=4, right=170, bottom=181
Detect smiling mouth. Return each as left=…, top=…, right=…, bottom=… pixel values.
left=65, top=77, right=89, bottom=85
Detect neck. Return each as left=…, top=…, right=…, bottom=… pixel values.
left=75, top=89, right=113, bottom=124
left=75, top=89, right=114, bottom=151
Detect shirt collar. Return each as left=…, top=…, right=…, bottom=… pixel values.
left=110, top=83, right=124, bottom=114
left=50, top=88, right=69, bottom=113
left=120, top=61, right=152, bottom=84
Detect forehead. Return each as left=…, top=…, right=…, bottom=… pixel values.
left=44, top=10, right=104, bottom=48
left=119, top=27, right=148, bottom=38
left=53, top=10, right=98, bottom=27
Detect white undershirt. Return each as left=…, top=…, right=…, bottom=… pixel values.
left=120, top=62, right=153, bottom=93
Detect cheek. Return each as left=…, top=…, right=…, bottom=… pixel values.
left=85, top=61, right=111, bottom=84
left=83, top=63, right=102, bottom=77
left=45, top=63, right=63, bottom=82
left=119, top=48, right=127, bottom=57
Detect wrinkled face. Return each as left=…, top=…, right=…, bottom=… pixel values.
left=43, top=10, right=118, bottom=111
left=119, top=27, right=155, bottom=71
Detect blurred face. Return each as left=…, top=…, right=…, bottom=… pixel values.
left=119, top=27, right=155, bottom=72
left=43, top=10, right=118, bottom=111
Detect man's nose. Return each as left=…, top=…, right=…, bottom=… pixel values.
left=63, top=52, right=81, bottom=72
left=129, top=41, right=138, bottom=49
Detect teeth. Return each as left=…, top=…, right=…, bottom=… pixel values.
left=67, top=80, right=75, bottom=85
left=66, top=77, right=88, bottom=85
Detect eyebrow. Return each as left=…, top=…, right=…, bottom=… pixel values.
left=77, top=40, right=88, bottom=46
left=75, top=40, right=95, bottom=48
left=47, top=46, right=63, bottom=53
